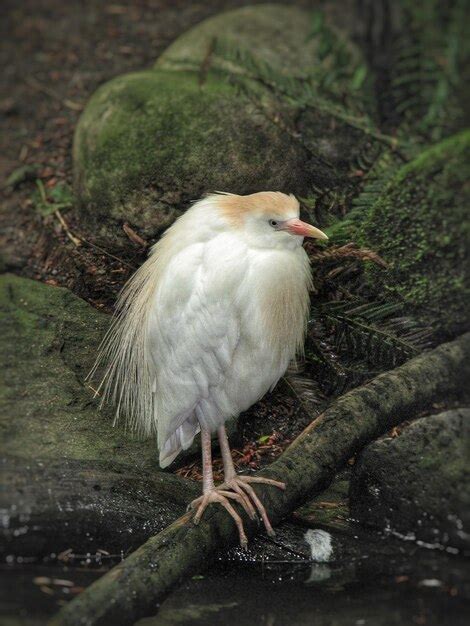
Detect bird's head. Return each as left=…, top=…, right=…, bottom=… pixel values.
left=211, top=191, right=328, bottom=250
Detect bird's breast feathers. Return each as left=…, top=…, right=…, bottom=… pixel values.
left=237, top=243, right=312, bottom=359
left=152, top=232, right=311, bottom=383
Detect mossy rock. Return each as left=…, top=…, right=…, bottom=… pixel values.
left=157, top=4, right=365, bottom=86
left=0, top=274, right=200, bottom=556
left=73, top=4, right=377, bottom=247
left=0, top=273, right=159, bottom=465
left=73, top=69, right=311, bottom=245
left=350, top=409, right=470, bottom=550
left=357, top=130, right=470, bottom=338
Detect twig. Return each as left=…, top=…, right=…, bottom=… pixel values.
left=55, top=210, right=82, bottom=247
left=122, top=223, right=148, bottom=248
left=51, top=207, right=137, bottom=269
left=78, top=238, right=137, bottom=270
left=25, top=76, right=83, bottom=111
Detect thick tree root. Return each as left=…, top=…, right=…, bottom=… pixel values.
left=52, top=332, right=470, bottom=626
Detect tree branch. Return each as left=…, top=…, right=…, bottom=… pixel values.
left=52, top=332, right=470, bottom=626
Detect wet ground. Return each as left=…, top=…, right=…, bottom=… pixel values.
left=2, top=469, right=469, bottom=625
left=2, top=522, right=468, bottom=626
left=139, top=561, right=469, bottom=626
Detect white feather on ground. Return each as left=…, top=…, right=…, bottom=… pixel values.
left=304, top=529, right=334, bottom=562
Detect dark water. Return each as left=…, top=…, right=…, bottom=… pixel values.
left=134, top=530, right=469, bottom=626
left=2, top=527, right=468, bottom=626
left=138, top=562, right=468, bottom=626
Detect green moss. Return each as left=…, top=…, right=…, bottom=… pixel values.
left=73, top=69, right=310, bottom=242
left=72, top=4, right=381, bottom=246
left=357, top=131, right=470, bottom=338
left=0, top=274, right=159, bottom=468
left=392, top=0, right=469, bottom=139
left=156, top=4, right=369, bottom=99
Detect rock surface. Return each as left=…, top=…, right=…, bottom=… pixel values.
left=1, top=273, right=154, bottom=466
left=73, top=4, right=376, bottom=248
left=357, top=131, right=470, bottom=338
left=0, top=274, right=198, bottom=557
left=350, top=409, right=470, bottom=550
left=1, top=457, right=198, bottom=558
left=73, top=69, right=310, bottom=244
left=156, top=4, right=364, bottom=81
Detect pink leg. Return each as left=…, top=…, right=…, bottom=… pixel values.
left=217, top=425, right=285, bottom=537
left=189, top=425, right=250, bottom=547
left=201, top=424, right=215, bottom=494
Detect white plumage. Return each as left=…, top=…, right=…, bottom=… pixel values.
left=92, top=191, right=327, bottom=544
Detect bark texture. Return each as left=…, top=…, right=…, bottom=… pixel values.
left=53, top=332, right=470, bottom=626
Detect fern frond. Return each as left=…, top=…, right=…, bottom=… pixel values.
left=305, top=296, right=434, bottom=396
left=389, top=0, right=468, bottom=139
left=211, top=36, right=411, bottom=156
left=316, top=300, right=433, bottom=371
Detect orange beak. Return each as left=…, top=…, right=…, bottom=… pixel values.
left=283, top=218, right=328, bottom=240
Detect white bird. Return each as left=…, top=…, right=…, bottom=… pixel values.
left=93, top=191, right=328, bottom=546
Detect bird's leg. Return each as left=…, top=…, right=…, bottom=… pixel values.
left=189, top=425, right=250, bottom=548
left=201, top=424, right=215, bottom=494
left=217, top=425, right=286, bottom=538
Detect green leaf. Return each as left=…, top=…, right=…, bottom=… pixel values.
left=317, top=32, right=333, bottom=60
left=351, top=65, right=367, bottom=90
left=5, top=164, right=38, bottom=189
left=310, top=10, right=325, bottom=37
left=36, top=179, right=47, bottom=200
left=49, top=182, right=74, bottom=207
left=32, top=180, right=74, bottom=217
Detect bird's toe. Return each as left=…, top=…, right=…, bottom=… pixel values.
left=219, top=481, right=257, bottom=520
left=241, top=476, right=286, bottom=490
left=188, top=490, right=249, bottom=548
left=224, top=476, right=278, bottom=537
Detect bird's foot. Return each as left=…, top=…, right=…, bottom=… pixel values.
left=219, top=475, right=286, bottom=538
left=189, top=489, right=250, bottom=548
left=189, top=476, right=285, bottom=547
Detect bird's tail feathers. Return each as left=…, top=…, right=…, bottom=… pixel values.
left=158, top=421, right=200, bottom=468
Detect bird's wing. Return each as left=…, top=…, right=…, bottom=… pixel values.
left=148, top=237, right=247, bottom=463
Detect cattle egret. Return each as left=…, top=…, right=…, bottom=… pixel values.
left=93, top=191, right=328, bottom=546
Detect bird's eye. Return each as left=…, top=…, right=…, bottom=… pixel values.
left=269, top=220, right=278, bottom=228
